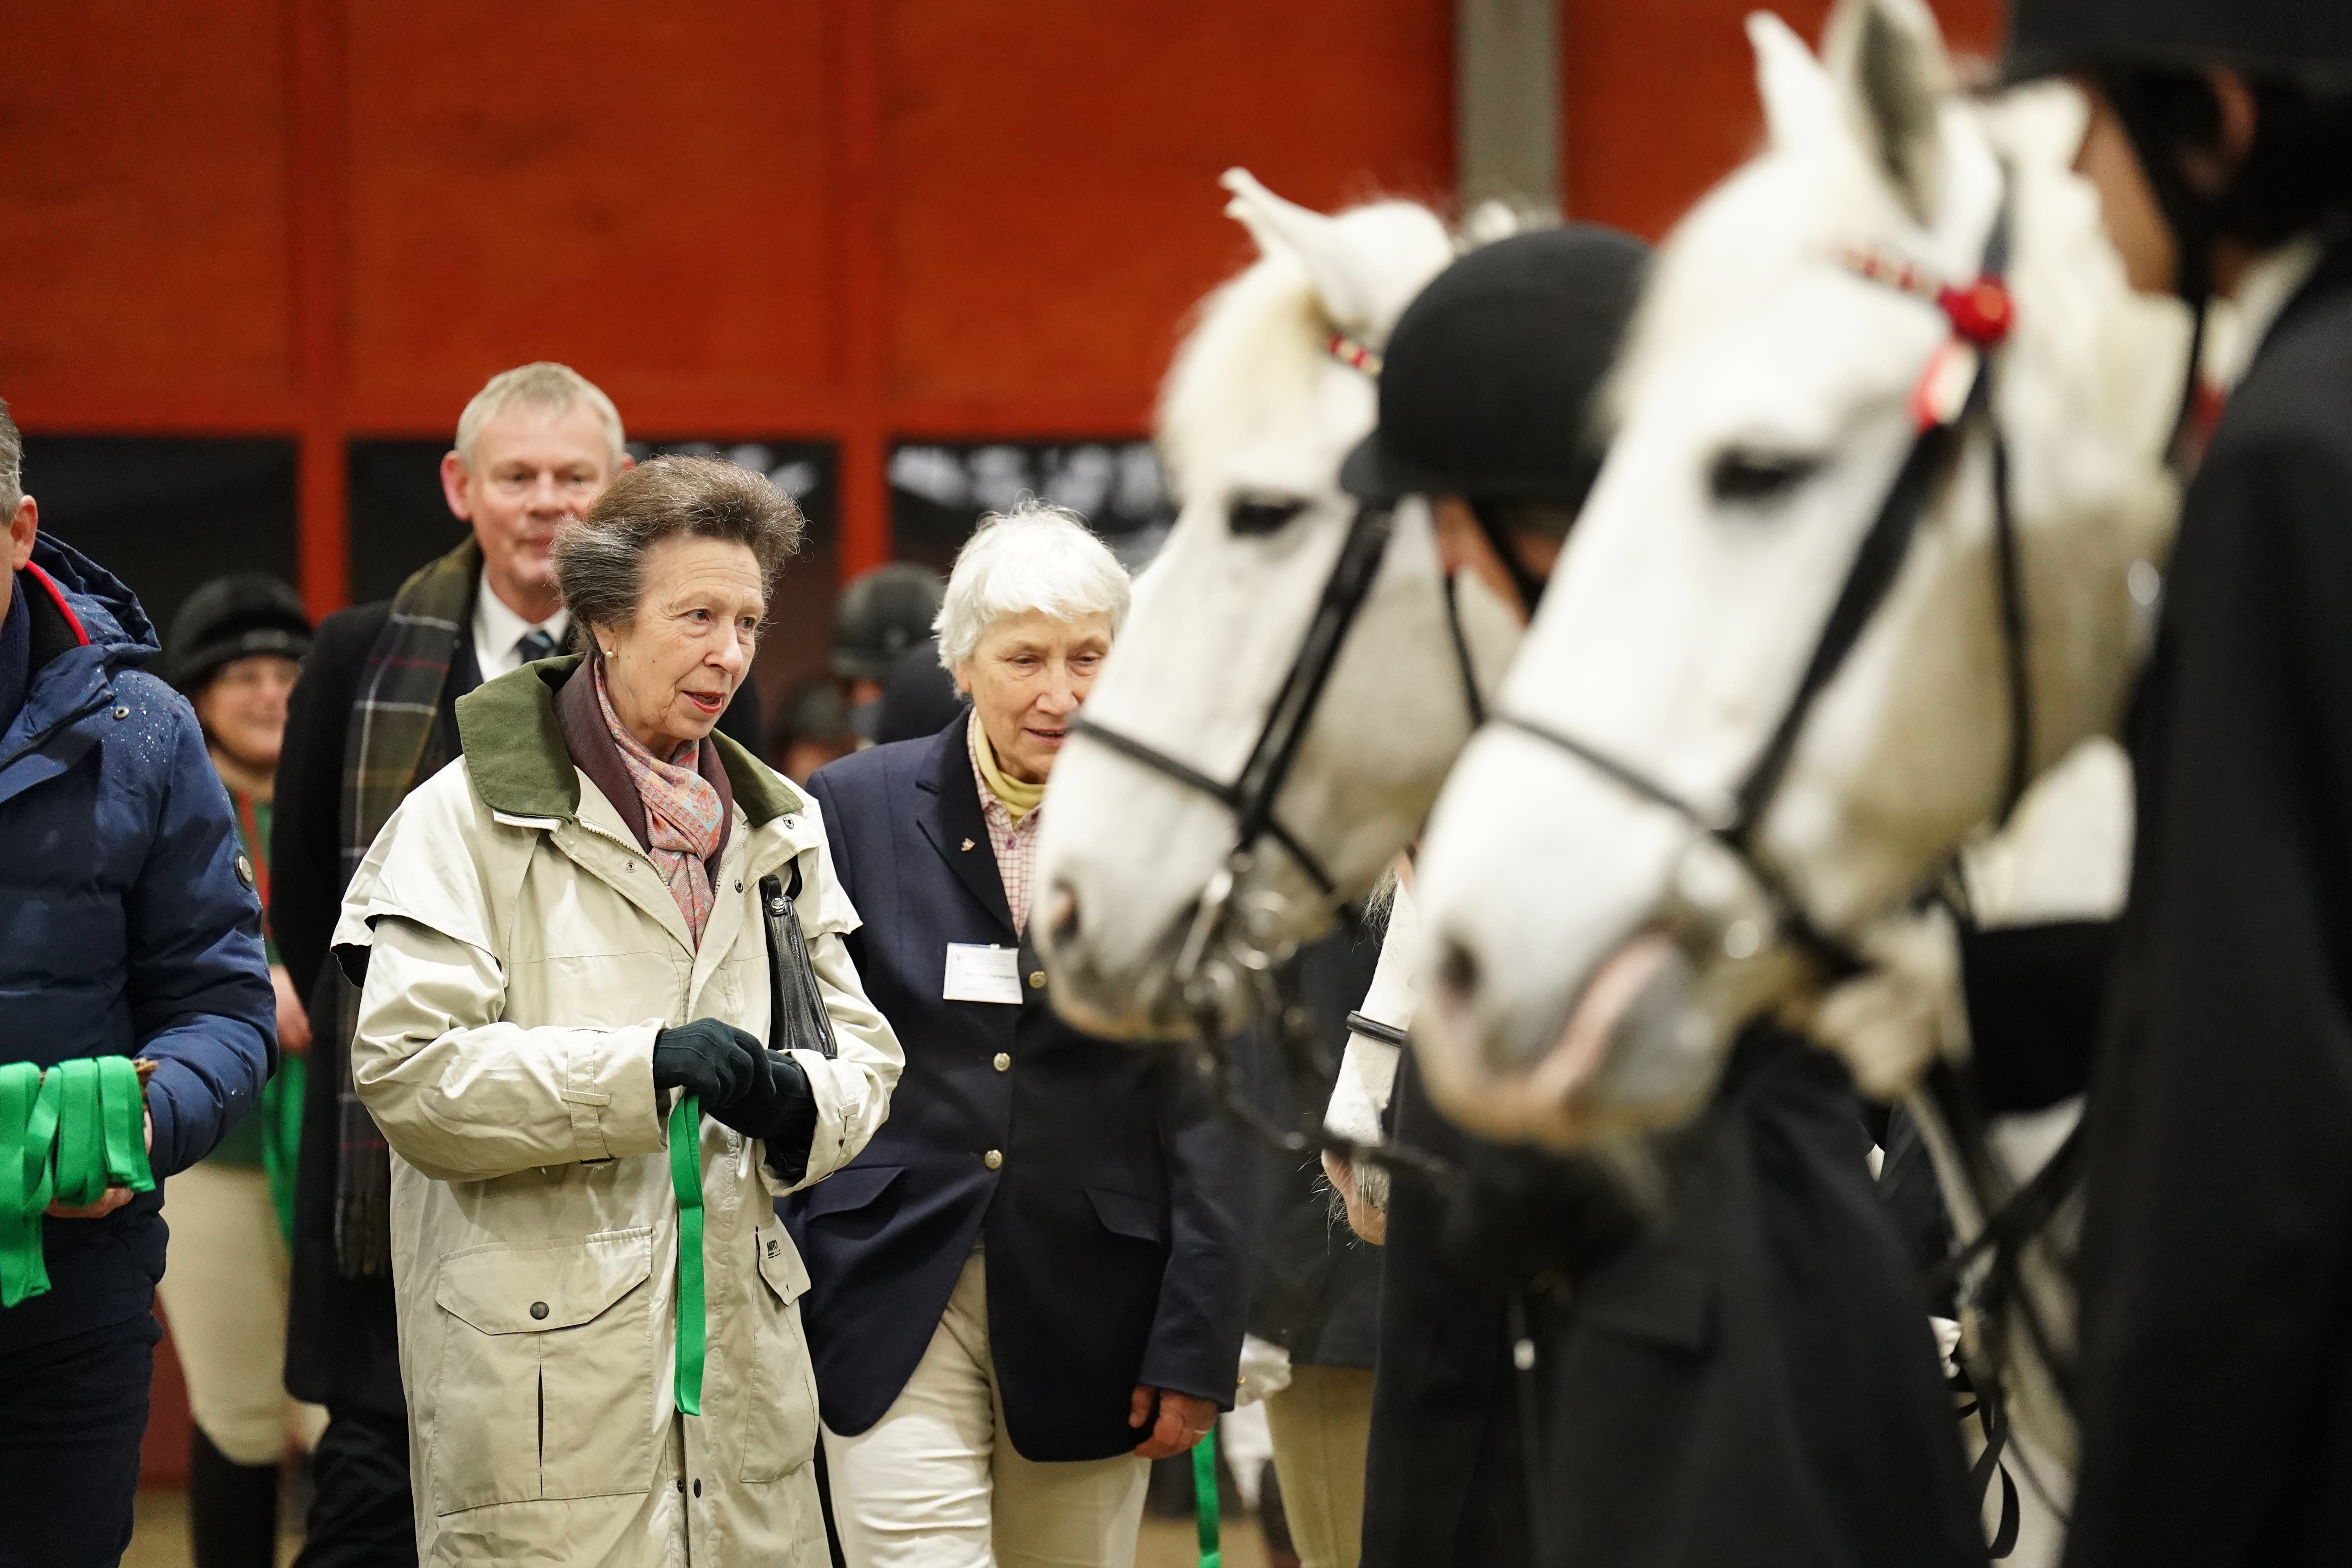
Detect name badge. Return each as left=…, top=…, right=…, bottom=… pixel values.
left=944, top=943, right=1023, bottom=1005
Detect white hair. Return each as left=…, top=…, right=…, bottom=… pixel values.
left=935, top=500, right=1131, bottom=670
left=454, top=361, right=626, bottom=470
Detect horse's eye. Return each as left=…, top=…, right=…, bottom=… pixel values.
left=1228, top=496, right=1309, bottom=536
left=1708, top=448, right=1821, bottom=505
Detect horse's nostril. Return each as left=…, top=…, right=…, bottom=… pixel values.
left=1046, top=882, right=1080, bottom=945
left=1438, top=938, right=1481, bottom=1006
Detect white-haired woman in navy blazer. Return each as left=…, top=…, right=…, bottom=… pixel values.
left=792, top=502, right=1250, bottom=1568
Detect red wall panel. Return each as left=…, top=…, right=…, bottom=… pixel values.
left=341, top=0, right=838, bottom=433
left=881, top=0, right=1454, bottom=421
left=0, top=0, right=294, bottom=418
left=1563, top=0, right=2007, bottom=241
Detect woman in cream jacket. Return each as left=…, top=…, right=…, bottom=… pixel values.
left=333, top=457, right=901, bottom=1565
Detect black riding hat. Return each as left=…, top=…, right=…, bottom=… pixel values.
left=2005, top=0, right=2352, bottom=85
left=831, top=562, right=947, bottom=684
left=1339, top=223, right=1650, bottom=508
left=166, top=572, right=312, bottom=692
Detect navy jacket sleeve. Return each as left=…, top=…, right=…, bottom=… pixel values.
left=130, top=694, right=276, bottom=1178
left=1140, top=1056, right=1256, bottom=1408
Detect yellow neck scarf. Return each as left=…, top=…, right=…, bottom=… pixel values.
left=971, top=713, right=1046, bottom=822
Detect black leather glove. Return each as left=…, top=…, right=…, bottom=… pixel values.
left=650, top=1019, right=762, bottom=1110
left=711, top=1048, right=821, bottom=1185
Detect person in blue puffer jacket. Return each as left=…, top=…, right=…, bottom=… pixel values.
left=0, top=397, right=276, bottom=1568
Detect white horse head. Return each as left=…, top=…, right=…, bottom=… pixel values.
left=1408, top=0, right=2185, bottom=1149
left=1034, top=171, right=1504, bottom=1037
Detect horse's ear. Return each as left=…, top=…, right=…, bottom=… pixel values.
left=1220, top=168, right=1391, bottom=338
left=1821, top=0, right=1952, bottom=223
left=1749, top=12, right=1840, bottom=154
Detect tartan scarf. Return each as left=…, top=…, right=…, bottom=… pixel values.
left=593, top=661, right=724, bottom=945
left=330, top=537, right=480, bottom=1277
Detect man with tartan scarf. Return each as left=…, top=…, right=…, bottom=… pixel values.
left=269, top=362, right=762, bottom=1565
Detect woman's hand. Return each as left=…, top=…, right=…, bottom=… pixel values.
left=272, top=964, right=311, bottom=1056
left=47, top=1103, right=152, bottom=1220
left=651, top=1019, right=762, bottom=1108
left=1129, top=1385, right=1218, bottom=1459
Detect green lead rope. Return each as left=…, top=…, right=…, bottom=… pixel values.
left=667, top=1094, right=707, bottom=1417
left=0, top=1057, right=156, bottom=1308
left=1193, top=1426, right=1221, bottom=1568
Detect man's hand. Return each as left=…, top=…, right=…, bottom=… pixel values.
left=1129, top=1385, right=1218, bottom=1459
left=47, top=1103, right=152, bottom=1220
left=272, top=964, right=311, bottom=1056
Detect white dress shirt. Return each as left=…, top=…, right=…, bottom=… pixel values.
left=471, top=576, right=571, bottom=683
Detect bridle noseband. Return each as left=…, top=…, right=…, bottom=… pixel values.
left=1491, top=188, right=2028, bottom=981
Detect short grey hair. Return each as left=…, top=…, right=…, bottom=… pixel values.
left=935, top=500, right=1131, bottom=670
left=555, top=456, right=804, bottom=641
left=454, top=361, right=626, bottom=471
left=0, top=396, right=21, bottom=516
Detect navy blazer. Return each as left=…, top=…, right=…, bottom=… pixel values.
left=792, top=718, right=1251, bottom=1461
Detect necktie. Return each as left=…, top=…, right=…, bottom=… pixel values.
left=514, top=628, right=560, bottom=666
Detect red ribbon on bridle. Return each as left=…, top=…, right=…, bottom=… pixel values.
left=1842, top=245, right=2016, bottom=430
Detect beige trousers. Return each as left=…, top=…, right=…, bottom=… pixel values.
left=1264, top=1365, right=1375, bottom=1568
left=152, top=1161, right=328, bottom=1464
left=823, top=1249, right=1150, bottom=1568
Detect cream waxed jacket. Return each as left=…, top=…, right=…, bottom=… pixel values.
left=331, top=661, right=902, bottom=1568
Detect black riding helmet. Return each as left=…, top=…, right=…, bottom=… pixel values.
left=831, top=562, right=946, bottom=685
left=167, top=572, right=311, bottom=693
left=1339, top=224, right=1650, bottom=613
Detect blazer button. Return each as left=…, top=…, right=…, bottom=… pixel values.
left=983, top=1149, right=1003, bottom=1170
left=1027, top=971, right=1045, bottom=990
left=993, top=1053, right=1011, bottom=1073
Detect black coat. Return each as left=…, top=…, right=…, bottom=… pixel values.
left=791, top=719, right=1252, bottom=1461
left=2067, top=238, right=2352, bottom=1567
left=1235, top=927, right=1383, bottom=1372
left=1535, top=1026, right=1983, bottom=1568
left=272, top=586, right=760, bottom=1408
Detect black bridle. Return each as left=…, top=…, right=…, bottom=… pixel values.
left=1069, top=498, right=1404, bottom=907
left=1490, top=195, right=2030, bottom=982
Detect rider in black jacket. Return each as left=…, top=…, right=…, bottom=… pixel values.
left=2005, top=4, right=2352, bottom=1563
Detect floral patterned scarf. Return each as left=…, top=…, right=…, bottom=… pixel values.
left=594, top=662, right=724, bottom=944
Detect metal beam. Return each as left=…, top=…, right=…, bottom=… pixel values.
left=1457, top=0, right=1561, bottom=212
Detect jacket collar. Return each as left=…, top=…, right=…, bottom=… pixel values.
left=454, top=654, right=798, bottom=828
left=913, top=714, right=1015, bottom=937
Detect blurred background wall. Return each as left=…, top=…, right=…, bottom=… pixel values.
left=3, top=0, right=2007, bottom=1492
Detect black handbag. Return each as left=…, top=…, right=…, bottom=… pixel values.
left=760, top=860, right=837, bottom=1060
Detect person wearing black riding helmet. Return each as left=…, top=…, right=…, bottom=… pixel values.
left=1330, top=222, right=1651, bottom=1568
left=2004, top=4, right=2352, bottom=1563
left=1340, top=222, right=1989, bottom=1568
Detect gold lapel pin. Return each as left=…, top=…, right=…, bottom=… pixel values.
left=960, top=838, right=975, bottom=851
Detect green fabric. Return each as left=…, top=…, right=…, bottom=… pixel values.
left=260, top=1057, right=305, bottom=1246
left=455, top=655, right=803, bottom=829
left=1193, top=1426, right=1222, bottom=1567
left=0, top=1063, right=61, bottom=1308
left=0, top=1057, right=155, bottom=1308
left=668, top=1095, right=707, bottom=1417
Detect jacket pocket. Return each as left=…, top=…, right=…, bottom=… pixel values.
left=428, top=1228, right=656, bottom=1515
left=740, top=1223, right=820, bottom=1483
left=1087, top=1187, right=1166, bottom=1246
left=797, top=1163, right=902, bottom=1220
